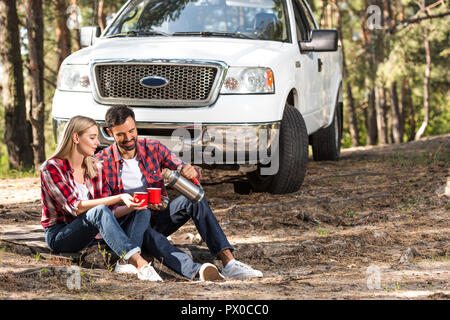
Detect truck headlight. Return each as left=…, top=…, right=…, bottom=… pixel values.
left=57, top=65, right=91, bottom=92
left=221, top=67, right=274, bottom=94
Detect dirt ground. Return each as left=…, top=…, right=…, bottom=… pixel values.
left=0, top=134, right=449, bottom=300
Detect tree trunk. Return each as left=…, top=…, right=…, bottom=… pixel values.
left=25, top=0, right=46, bottom=168
left=401, top=79, right=416, bottom=142
left=375, top=86, right=388, bottom=145
left=73, top=28, right=81, bottom=51
left=326, top=1, right=333, bottom=28
left=319, top=0, right=328, bottom=28
left=70, top=0, right=81, bottom=51
left=415, top=24, right=431, bottom=140
left=365, top=87, right=378, bottom=146
left=98, top=0, right=106, bottom=32
left=390, top=81, right=404, bottom=143
left=346, top=83, right=360, bottom=146
left=362, top=0, right=378, bottom=146
left=0, top=0, right=34, bottom=169
left=397, top=3, right=414, bottom=142
left=53, top=0, right=72, bottom=70
left=336, top=1, right=360, bottom=146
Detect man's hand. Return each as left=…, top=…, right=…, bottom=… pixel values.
left=181, top=163, right=199, bottom=180
left=147, top=196, right=169, bottom=213
left=148, top=203, right=163, bottom=211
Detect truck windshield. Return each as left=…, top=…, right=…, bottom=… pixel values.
left=105, top=0, right=290, bottom=42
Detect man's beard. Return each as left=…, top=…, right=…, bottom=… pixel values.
left=119, top=138, right=136, bottom=151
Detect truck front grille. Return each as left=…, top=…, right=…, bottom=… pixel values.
left=93, top=62, right=222, bottom=107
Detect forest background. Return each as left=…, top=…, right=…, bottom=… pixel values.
left=0, top=0, right=448, bottom=177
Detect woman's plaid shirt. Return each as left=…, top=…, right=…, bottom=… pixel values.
left=40, top=158, right=109, bottom=228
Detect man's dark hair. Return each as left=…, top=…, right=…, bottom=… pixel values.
left=105, top=105, right=135, bottom=128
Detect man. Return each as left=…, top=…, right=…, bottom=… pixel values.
left=95, top=105, right=263, bottom=281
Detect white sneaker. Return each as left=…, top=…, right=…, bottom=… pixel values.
left=137, top=263, right=163, bottom=282
left=114, top=261, right=138, bottom=274
left=221, top=260, right=263, bottom=280
left=198, top=263, right=225, bottom=282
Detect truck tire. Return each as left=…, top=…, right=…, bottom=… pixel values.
left=311, top=101, right=342, bottom=161
left=247, top=104, right=308, bottom=194
left=233, top=181, right=252, bottom=195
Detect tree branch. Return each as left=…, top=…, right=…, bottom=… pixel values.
left=44, top=64, right=58, bottom=77
left=44, top=77, right=57, bottom=88
left=388, top=0, right=448, bottom=33
left=393, top=11, right=450, bottom=30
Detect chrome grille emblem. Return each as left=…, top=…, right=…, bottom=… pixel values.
left=140, top=76, right=169, bottom=88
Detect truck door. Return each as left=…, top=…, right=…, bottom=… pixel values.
left=291, top=0, right=324, bottom=115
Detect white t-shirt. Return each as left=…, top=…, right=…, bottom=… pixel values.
left=75, top=181, right=90, bottom=201
left=122, top=156, right=148, bottom=194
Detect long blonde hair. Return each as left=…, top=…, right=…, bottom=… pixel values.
left=50, top=115, right=99, bottom=179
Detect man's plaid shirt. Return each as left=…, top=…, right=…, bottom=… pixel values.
left=40, top=158, right=109, bottom=228
left=94, top=138, right=201, bottom=198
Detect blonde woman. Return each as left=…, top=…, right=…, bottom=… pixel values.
left=41, top=115, right=161, bottom=281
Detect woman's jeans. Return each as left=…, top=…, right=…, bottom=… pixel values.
left=141, top=195, right=234, bottom=279
left=45, top=205, right=150, bottom=261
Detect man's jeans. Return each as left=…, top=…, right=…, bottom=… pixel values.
left=117, top=208, right=151, bottom=248
left=45, top=205, right=150, bottom=261
left=142, top=195, right=234, bottom=279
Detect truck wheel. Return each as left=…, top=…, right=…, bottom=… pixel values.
left=311, top=101, right=342, bottom=161
left=247, top=104, right=308, bottom=194
left=233, top=181, right=252, bottom=195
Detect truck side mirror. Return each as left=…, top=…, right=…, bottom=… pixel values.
left=80, top=26, right=101, bottom=47
left=299, top=29, right=338, bottom=52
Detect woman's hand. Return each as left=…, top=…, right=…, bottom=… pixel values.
left=120, top=193, right=146, bottom=209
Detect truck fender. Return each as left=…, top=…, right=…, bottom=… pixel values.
left=323, top=80, right=342, bottom=128
left=277, top=83, right=299, bottom=121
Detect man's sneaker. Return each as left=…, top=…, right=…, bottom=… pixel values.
left=221, top=260, right=263, bottom=280
left=137, top=263, right=163, bottom=281
left=114, top=261, right=138, bottom=274
left=198, top=263, right=225, bottom=282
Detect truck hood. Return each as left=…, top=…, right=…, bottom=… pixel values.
left=64, top=37, right=287, bottom=67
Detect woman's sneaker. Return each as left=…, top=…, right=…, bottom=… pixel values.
left=114, top=261, right=138, bottom=274
left=137, top=263, right=163, bottom=281
left=221, top=260, right=263, bottom=280
left=198, top=263, right=225, bottom=281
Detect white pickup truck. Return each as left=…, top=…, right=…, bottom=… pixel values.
left=53, top=0, right=343, bottom=194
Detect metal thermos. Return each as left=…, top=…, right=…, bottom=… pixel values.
left=162, top=168, right=205, bottom=204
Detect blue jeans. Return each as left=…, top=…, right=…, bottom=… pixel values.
left=117, top=209, right=151, bottom=248
left=45, top=205, right=147, bottom=261
left=141, top=195, right=234, bottom=279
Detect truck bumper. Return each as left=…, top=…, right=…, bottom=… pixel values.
left=53, top=118, right=280, bottom=165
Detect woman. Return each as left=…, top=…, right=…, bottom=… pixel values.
left=41, top=115, right=161, bottom=281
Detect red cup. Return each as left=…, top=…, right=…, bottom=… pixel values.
left=147, top=187, right=161, bottom=204
left=133, top=192, right=148, bottom=207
